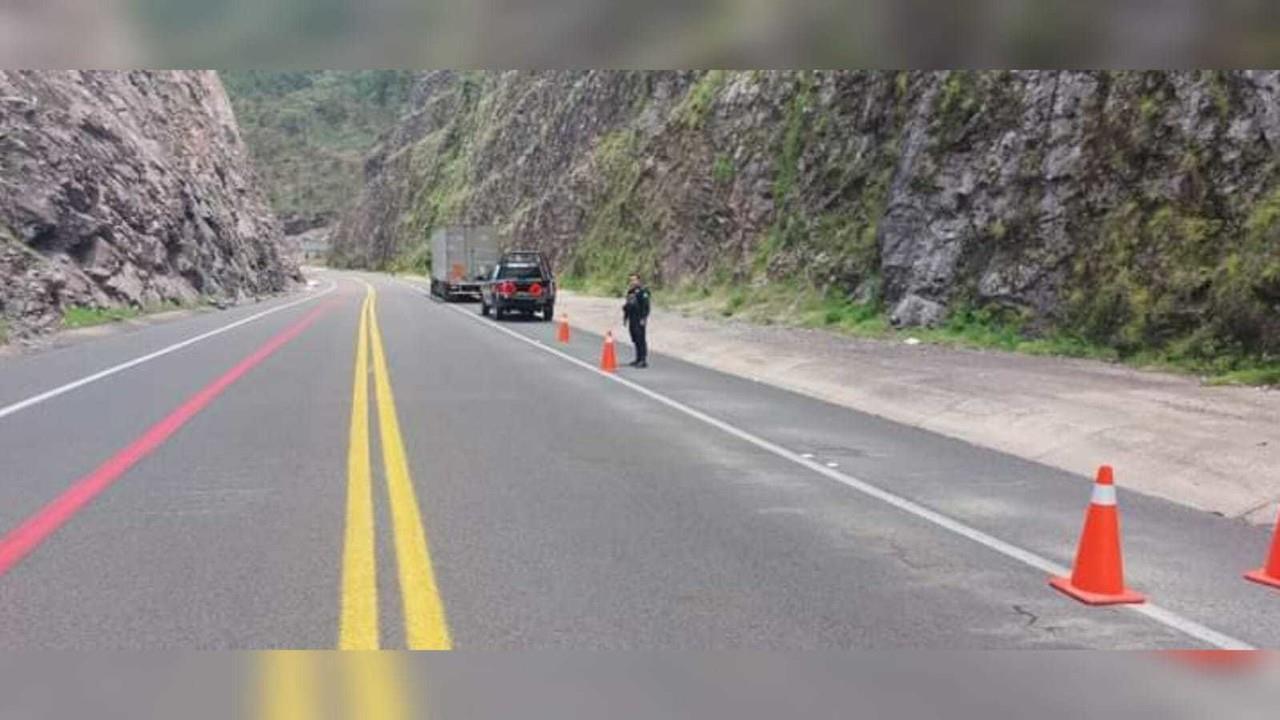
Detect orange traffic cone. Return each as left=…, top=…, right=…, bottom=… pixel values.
left=1161, top=650, right=1264, bottom=673
left=557, top=315, right=571, bottom=344
left=1050, top=465, right=1146, bottom=605
left=1244, top=510, right=1280, bottom=590
left=600, top=331, right=618, bottom=373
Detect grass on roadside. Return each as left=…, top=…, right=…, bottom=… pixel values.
left=628, top=280, right=1280, bottom=386
left=654, top=280, right=890, bottom=335
left=62, top=300, right=203, bottom=330
left=62, top=305, right=141, bottom=329
left=558, top=273, right=634, bottom=298
left=1206, top=366, right=1280, bottom=386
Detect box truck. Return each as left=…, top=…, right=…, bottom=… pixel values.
left=429, top=226, right=502, bottom=301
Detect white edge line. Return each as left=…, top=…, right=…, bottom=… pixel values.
left=0, top=280, right=339, bottom=422
left=393, top=276, right=1255, bottom=651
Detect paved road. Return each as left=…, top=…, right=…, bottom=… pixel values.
left=0, top=270, right=1275, bottom=649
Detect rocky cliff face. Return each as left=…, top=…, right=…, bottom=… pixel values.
left=334, top=71, right=1280, bottom=359
left=0, top=70, right=299, bottom=342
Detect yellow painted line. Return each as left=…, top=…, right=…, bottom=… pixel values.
left=343, top=652, right=413, bottom=719
left=340, top=291, right=379, bottom=650
left=368, top=292, right=453, bottom=650
left=257, top=652, right=318, bottom=720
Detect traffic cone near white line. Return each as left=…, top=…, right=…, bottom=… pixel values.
left=1050, top=465, right=1146, bottom=605
left=557, top=315, right=571, bottom=344
left=1244, top=510, right=1280, bottom=590
left=600, top=331, right=618, bottom=373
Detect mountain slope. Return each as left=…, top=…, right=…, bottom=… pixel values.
left=333, top=71, right=1280, bottom=366
left=0, top=70, right=299, bottom=342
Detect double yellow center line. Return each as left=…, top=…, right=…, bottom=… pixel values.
left=341, top=285, right=451, bottom=650
left=258, top=651, right=413, bottom=719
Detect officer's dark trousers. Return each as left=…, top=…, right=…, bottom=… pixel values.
left=629, top=320, right=648, bottom=363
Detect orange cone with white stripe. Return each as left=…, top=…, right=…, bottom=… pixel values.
left=1244, top=510, right=1280, bottom=590
left=557, top=315, right=571, bottom=343
left=1050, top=465, right=1146, bottom=605
left=600, top=331, right=618, bottom=373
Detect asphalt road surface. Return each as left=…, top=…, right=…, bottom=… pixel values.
left=0, top=271, right=1276, bottom=650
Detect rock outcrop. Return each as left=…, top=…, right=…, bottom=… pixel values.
left=0, top=70, right=299, bottom=342
left=335, top=71, right=1280, bottom=359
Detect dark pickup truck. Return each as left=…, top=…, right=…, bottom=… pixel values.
left=480, top=250, right=557, bottom=321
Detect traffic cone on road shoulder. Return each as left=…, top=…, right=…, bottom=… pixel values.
left=557, top=314, right=571, bottom=343
left=1244, top=510, right=1280, bottom=590
left=1050, top=465, right=1146, bottom=605
left=600, top=331, right=618, bottom=373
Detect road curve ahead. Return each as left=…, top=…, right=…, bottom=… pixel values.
left=0, top=271, right=1275, bottom=649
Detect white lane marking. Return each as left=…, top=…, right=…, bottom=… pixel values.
left=825, top=462, right=840, bottom=469
left=394, top=278, right=1255, bottom=651
left=0, top=281, right=338, bottom=422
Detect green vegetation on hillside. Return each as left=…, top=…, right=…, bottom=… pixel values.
left=222, top=71, right=415, bottom=229
left=404, top=77, right=482, bottom=238
left=563, top=128, right=661, bottom=296
left=386, top=242, right=432, bottom=277
left=62, top=300, right=204, bottom=330
left=676, top=70, right=726, bottom=129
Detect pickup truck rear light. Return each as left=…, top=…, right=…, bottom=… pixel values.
left=528, top=282, right=543, bottom=297
left=498, top=281, right=516, bottom=297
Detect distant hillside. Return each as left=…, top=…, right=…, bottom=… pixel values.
left=221, top=71, right=414, bottom=235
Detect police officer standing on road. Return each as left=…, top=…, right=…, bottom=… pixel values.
left=623, top=273, right=651, bottom=368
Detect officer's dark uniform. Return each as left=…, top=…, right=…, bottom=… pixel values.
left=623, top=283, right=651, bottom=367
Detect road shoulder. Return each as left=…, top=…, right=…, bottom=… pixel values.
left=0, top=274, right=325, bottom=360
left=558, top=290, right=1280, bottom=525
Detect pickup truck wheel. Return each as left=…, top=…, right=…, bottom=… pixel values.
left=542, top=305, right=555, bottom=322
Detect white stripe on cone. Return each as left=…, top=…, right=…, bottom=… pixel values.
left=1091, top=485, right=1117, bottom=507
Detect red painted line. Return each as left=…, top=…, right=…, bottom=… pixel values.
left=0, top=300, right=338, bottom=578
